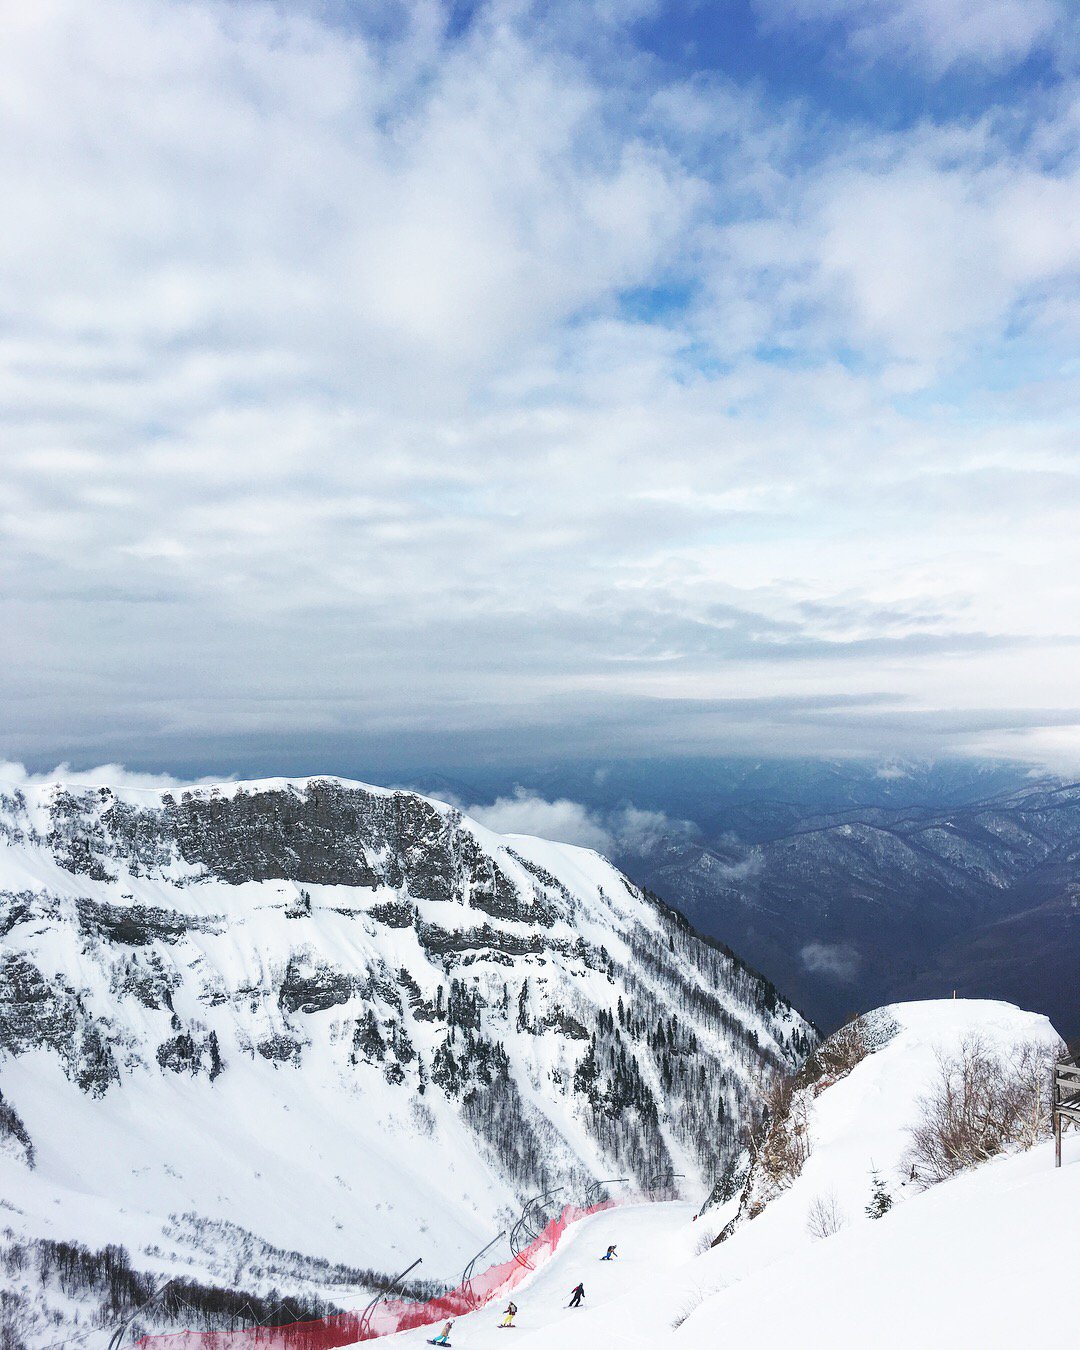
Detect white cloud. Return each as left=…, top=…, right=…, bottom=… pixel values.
left=0, top=0, right=1078, bottom=769
left=467, top=790, right=616, bottom=851
left=465, top=790, right=693, bottom=855
left=0, top=761, right=222, bottom=793
left=0, top=0, right=693, bottom=384
left=800, top=941, right=862, bottom=981
left=959, top=725, right=1080, bottom=775
left=711, top=853, right=765, bottom=882
left=608, top=804, right=682, bottom=853
left=698, top=108, right=1080, bottom=367
left=807, top=152, right=1080, bottom=363
left=755, top=0, right=1067, bottom=73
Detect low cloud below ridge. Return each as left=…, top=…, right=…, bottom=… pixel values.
left=465, top=787, right=694, bottom=857
left=800, top=940, right=862, bottom=982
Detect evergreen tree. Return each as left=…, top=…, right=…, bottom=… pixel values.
left=866, top=1170, right=893, bottom=1219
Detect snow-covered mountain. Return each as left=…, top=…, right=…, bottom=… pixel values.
left=0, top=774, right=810, bottom=1321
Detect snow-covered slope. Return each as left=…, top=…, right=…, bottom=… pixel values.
left=376, top=1133, right=1080, bottom=1350
left=0, top=775, right=809, bottom=1316
left=701, top=998, right=1061, bottom=1254
left=647, top=998, right=1066, bottom=1346
left=364, top=998, right=1072, bottom=1350
left=680, top=1137, right=1079, bottom=1349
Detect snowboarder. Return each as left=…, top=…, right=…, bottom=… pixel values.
left=499, top=1300, right=518, bottom=1327
left=568, top=1283, right=585, bottom=1308
left=601, top=1244, right=617, bottom=1260
left=428, top=1321, right=453, bottom=1346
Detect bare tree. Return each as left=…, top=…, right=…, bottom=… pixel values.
left=0, top=1291, right=33, bottom=1350
left=670, top=1287, right=707, bottom=1330
left=693, top=1228, right=717, bottom=1256
left=907, top=1035, right=1060, bottom=1185
left=748, top=1069, right=811, bottom=1190
left=805, top=1189, right=846, bottom=1239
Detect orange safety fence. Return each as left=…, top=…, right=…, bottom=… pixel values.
left=134, top=1199, right=623, bottom=1350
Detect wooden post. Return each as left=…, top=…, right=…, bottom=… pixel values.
left=1054, top=1060, right=1064, bottom=1169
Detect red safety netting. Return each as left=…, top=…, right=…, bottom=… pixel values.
left=134, top=1199, right=622, bottom=1350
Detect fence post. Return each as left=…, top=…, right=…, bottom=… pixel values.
left=509, top=1187, right=564, bottom=1267
left=583, top=1178, right=627, bottom=1208
left=107, top=1279, right=176, bottom=1350
left=460, top=1231, right=506, bottom=1308
left=642, top=1169, right=684, bottom=1200
left=356, top=1258, right=422, bottom=1340
left=1054, top=1060, right=1062, bottom=1168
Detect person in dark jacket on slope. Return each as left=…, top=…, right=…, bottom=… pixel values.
left=568, top=1283, right=585, bottom=1308
left=601, top=1245, right=618, bottom=1260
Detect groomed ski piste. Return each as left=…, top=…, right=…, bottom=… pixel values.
left=375, top=999, right=1077, bottom=1350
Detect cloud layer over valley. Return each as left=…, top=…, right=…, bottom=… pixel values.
left=2, top=0, right=1078, bottom=772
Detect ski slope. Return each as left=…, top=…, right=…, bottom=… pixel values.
left=390, top=1136, right=1080, bottom=1350
left=384, top=1202, right=700, bottom=1348
left=387, top=998, right=1075, bottom=1350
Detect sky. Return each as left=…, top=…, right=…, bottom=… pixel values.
left=1, top=0, right=1079, bottom=778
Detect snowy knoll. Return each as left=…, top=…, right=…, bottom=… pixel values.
left=703, top=999, right=1062, bottom=1248
left=680, top=999, right=1069, bottom=1344
left=0, top=775, right=809, bottom=1325
left=674, top=999, right=1065, bottom=1346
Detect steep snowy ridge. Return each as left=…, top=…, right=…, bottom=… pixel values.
left=0, top=775, right=809, bottom=1321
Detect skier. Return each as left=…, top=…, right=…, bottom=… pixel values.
left=568, top=1283, right=585, bottom=1308
left=601, top=1244, right=618, bottom=1261
left=429, top=1320, right=453, bottom=1346
left=499, top=1300, right=518, bottom=1327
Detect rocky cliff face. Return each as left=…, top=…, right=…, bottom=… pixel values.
left=0, top=776, right=811, bottom=1296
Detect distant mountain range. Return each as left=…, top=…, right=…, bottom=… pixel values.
left=401, top=759, right=1079, bottom=1038
left=612, top=775, right=1080, bottom=1037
